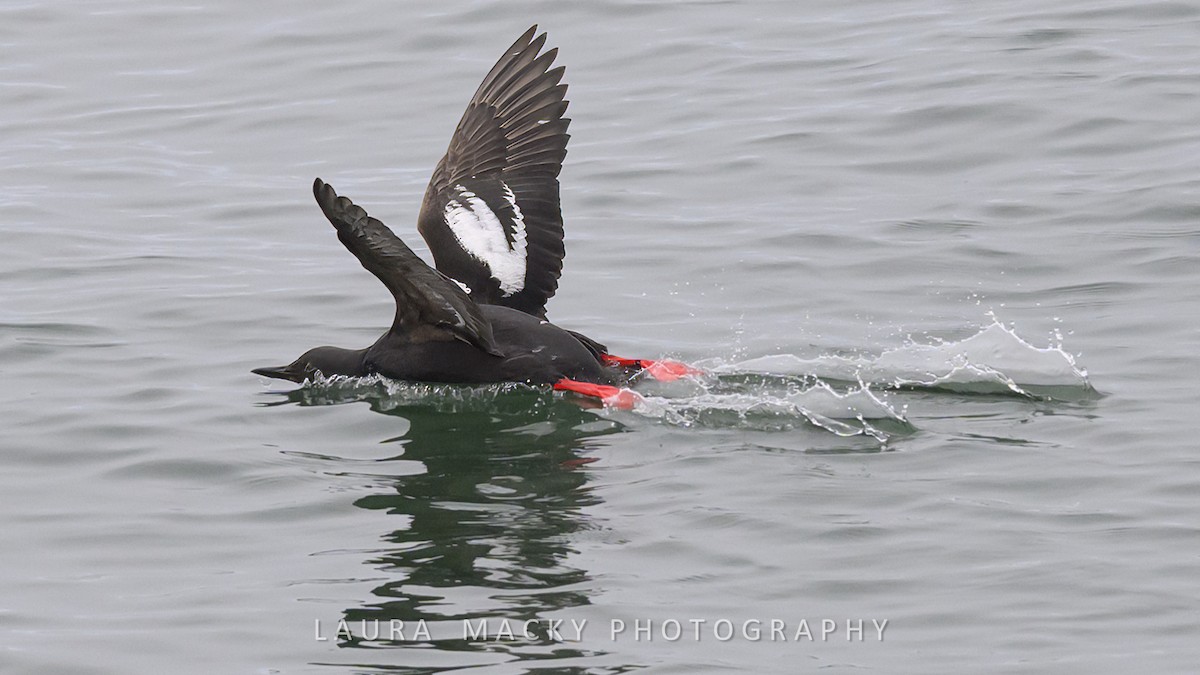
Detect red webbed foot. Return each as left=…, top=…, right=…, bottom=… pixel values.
left=600, top=354, right=703, bottom=382
left=553, top=378, right=642, bottom=410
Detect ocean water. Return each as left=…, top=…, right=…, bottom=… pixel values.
left=3, top=1, right=1199, bottom=673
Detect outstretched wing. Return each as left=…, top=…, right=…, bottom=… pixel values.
left=417, top=25, right=570, bottom=318
left=313, top=178, right=502, bottom=356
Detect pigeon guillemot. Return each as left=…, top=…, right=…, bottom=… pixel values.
left=252, top=26, right=698, bottom=406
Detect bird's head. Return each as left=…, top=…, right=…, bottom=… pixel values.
left=252, top=346, right=366, bottom=383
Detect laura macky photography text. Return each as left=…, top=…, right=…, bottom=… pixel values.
left=315, top=617, right=889, bottom=643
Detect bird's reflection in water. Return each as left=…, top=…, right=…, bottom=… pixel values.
left=276, top=382, right=625, bottom=664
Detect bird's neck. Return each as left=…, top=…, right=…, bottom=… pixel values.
left=312, top=347, right=370, bottom=377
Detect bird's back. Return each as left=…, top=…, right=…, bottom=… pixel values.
left=364, top=305, right=613, bottom=385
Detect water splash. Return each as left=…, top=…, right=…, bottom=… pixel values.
left=626, top=373, right=909, bottom=441
left=266, top=374, right=553, bottom=413
left=704, top=319, right=1094, bottom=400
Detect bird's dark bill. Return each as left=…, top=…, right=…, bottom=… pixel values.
left=251, top=365, right=306, bottom=383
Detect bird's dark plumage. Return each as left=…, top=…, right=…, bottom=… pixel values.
left=313, top=178, right=501, bottom=357
left=254, top=180, right=612, bottom=386
left=253, top=28, right=622, bottom=389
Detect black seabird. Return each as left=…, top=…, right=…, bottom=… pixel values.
left=253, top=26, right=697, bottom=406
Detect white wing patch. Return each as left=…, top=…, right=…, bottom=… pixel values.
left=443, top=183, right=527, bottom=296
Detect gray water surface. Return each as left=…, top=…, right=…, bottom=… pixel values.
left=4, top=1, right=1199, bottom=673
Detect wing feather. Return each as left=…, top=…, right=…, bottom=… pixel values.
left=313, top=178, right=502, bottom=356
left=416, top=26, right=570, bottom=318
